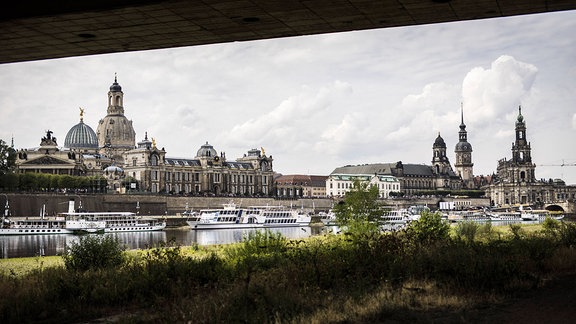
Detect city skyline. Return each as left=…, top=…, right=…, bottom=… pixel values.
left=0, top=10, right=575, bottom=184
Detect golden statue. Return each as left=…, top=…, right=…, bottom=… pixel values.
left=79, top=107, right=85, bottom=121
left=261, top=147, right=265, bottom=155
left=152, top=137, right=156, bottom=148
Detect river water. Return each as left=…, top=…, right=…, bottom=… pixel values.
left=0, top=226, right=337, bottom=259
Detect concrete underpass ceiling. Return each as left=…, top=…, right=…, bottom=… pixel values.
left=2, top=0, right=576, bottom=65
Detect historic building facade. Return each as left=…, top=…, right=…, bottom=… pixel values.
left=122, top=139, right=275, bottom=195
left=96, top=75, right=136, bottom=165
left=484, top=107, right=576, bottom=206
left=327, top=131, right=463, bottom=197
left=275, top=174, right=328, bottom=198
left=14, top=77, right=275, bottom=195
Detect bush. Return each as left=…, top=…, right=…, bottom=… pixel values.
left=454, top=221, right=479, bottom=242
left=405, top=211, right=450, bottom=245
left=63, top=235, right=126, bottom=272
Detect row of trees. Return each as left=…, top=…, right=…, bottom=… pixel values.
left=0, top=172, right=108, bottom=193
left=0, top=138, right=109, bottom=193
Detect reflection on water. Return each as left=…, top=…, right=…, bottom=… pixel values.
left=0, top=226, right=326, bottom=259
left=1, top=219, right=550, bottom=259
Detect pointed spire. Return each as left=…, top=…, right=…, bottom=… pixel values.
left=517, top=105, right=524, bottom=123
left=114, top=72, right=117, bottom=83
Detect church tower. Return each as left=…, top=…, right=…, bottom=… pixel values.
left=454, top=105, right=474, bottom=187
left=96, top=75, right=136, bottom=165
left=432, top=133, right=452, bottom=175
left=510, top=105, right=536, bottom=183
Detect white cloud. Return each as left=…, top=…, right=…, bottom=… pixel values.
left=0, top=10, right=575, bottom=183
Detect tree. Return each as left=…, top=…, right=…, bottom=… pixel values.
left=333, top=179, right=383, bottom=232
left=0, top=139, right=16, bottom=175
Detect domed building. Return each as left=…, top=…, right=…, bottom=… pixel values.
left=122, top=138, right=274, bottom=195
left=64, top=108, right=99, bottom=151
left=96, top=76, right=136, bottom=164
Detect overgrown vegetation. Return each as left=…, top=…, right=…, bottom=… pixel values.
left=1, top=183, right=575, bottom=323
left=63, top=235, right=126, bottom=271
left=1, top=217, right=575, bottom=323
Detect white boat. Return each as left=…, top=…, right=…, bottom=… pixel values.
left=186, top=202, right=264, bottom=229
left=0, top=217, right=107, bottom=235
left=487, top=211, right=522, bottom=222
left=521, top=207, right=565, bottom=221
left=318, top=210, right=337, bottom=225
left=60, top=211, right=166, bottom=233
left=445, top=210, right=490, bottom=222
left=381, top=209, right=412, bottom=224
left=0, top=204, right=106, bottom=236
left=246, top=206, right=312, bottom=227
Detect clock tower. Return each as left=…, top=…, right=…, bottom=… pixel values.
left=454, top=105, right=474, bottom=187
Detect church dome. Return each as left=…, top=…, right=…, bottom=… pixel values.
left=455, top=141, right=472, bottom=152
left=196, top=142, right=217, bottom=158
left=64, top=120, right=98, bottom=149
left=109, top=77, right=122, bottom=92
left=433, top=133, right=446, bottom=148
left=104, top=165, right=124, bottom=174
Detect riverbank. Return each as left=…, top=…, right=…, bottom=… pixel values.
left=2, top=219, right=576, bottom=323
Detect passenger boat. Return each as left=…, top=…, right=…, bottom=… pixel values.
left=186, top=202, right=264, bottom=229
left=0, top=217, right=107, bottom=235
left=381, top=209, right=412, bottom=224
left=520, top=208, right=565, bottom=221
left=445, top=210, right=490, bottom=222
left=187, top=203, right=311, bottom=229
left=0, top=204, right=106, bottom=236
left=246, top=206, right=312, bottom=227
left=318, top=210, right=337, bottom=225
left=486, top=211, right=522, bottom=222
left=60, top=211, right=166, bottom=232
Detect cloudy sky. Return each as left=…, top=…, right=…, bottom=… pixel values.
left=1, top=10, right=575, bottom=184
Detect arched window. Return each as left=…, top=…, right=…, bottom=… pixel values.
left=151, top=155, right=158, bottom=166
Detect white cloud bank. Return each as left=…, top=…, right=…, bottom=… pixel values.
left=0, top=10, right=575, bottom=184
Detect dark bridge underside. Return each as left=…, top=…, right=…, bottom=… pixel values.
left=1, top=0, right=575, bottom=65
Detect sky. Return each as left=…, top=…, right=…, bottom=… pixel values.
left=1, top=10, right=575, bottom=185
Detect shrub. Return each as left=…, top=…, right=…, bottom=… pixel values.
left=63, top=235, right=126, bottom=272
left=454, top=221, right=479, bottom=242
left=405, top=211, right=450, bottom=245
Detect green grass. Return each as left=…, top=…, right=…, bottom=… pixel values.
left=1, top=220, right=575, bottom=323
left=0, top=256, right=63, bottom=277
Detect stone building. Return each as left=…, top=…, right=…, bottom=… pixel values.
left=122, top=139, right=275, bottom=195
left=327, top=131, right=463, bottom=196
left=275, top=174, right=328, bottom=198
left=484, top=107, right=576, bottom=206
left=96, top=75, right=136, bottom=165
left=14, top=77, right=275, bottom=195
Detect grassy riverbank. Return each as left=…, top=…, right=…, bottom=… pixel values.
left=1, top=218, right=576, bottom=323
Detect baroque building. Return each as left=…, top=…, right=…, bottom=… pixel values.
left=96, top=75, right=136, bottom=165
left=327, top=132, right=463, bottom=197
left=122, top=138, right=275, bottom=195
left=14, top=76, right=275, bottom=195
left=484, top=106, right=576, bottom=206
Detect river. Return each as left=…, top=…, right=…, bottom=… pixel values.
left=0, top=226, right=337, bottom=259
